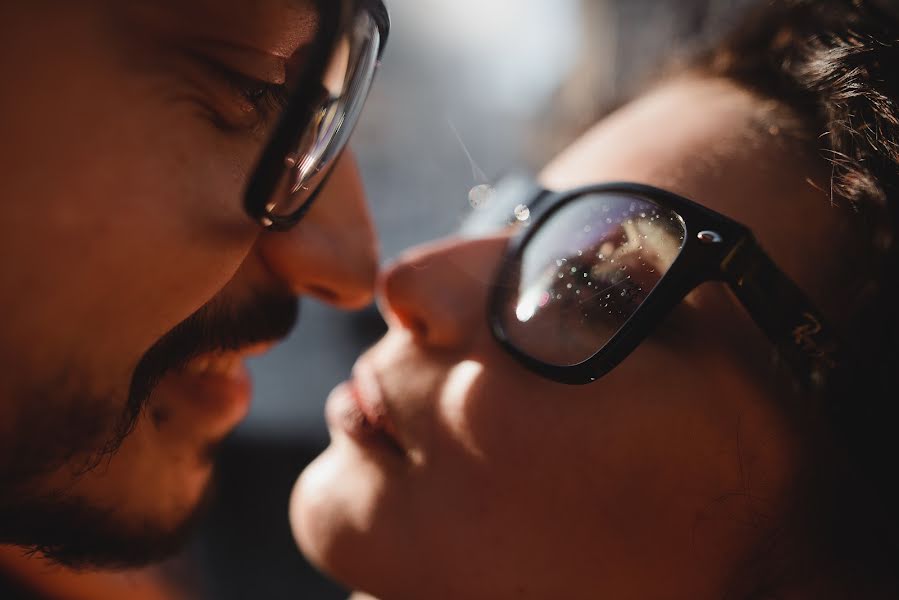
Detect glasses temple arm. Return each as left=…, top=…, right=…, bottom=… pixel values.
left=721, top=235, right=899, bottom=531
left=721, top=236, right=846, bottom=397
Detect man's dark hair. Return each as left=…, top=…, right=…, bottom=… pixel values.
left=694, top=0, right=899, bottom=596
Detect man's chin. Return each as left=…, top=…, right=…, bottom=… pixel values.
left=0, top=427, right=222, bottom=571
left=8, top=479, right=215, bottom=570
left=20, top=359, right=249, bottom=569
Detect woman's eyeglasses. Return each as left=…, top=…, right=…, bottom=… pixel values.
left=487, top=181, right=845, bottom=393
left=244, top=0, right=389, bottom=231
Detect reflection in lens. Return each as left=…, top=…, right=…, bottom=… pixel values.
left=268, top=7, right=382, bottom=218
left=499, top=193, right=686, bottom=367
left=323, top=38, right=352, bottom=95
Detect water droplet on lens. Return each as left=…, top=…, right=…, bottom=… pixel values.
left=514, top=204, right=531, bottom=222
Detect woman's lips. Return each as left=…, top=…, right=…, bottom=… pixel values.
left=351, top=361, right=403, bottom=442
left=325, top=364, right=406, bottom=458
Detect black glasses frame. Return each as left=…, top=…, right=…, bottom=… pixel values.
left=489, top=182, right=844, bottom=391
left=243, top=0, right=390, bottom=231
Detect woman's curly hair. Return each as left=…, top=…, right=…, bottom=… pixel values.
left=697, top=0, right=899, bottom=596
left=708, top=0, right=899, bottom=224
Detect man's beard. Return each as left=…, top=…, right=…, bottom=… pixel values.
left=0, top=290, right=299, bottom=568
left=0, top=476, right=214, bottom=569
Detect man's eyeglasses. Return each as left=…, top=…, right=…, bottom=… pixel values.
left=486, top=181, right=845, bottom=393
left=244, top=0, right=389, bottom=231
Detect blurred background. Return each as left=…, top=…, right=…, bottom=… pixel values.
left=181, top=0, right=757, bottom=598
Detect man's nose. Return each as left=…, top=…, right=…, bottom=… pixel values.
left=256, top=152, right=378, bottom=309
left=377, top=235, right=510, bottom=350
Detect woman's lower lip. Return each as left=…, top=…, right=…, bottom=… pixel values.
left=325, top=382, right=405, bottom=459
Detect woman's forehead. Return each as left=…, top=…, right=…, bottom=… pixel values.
left=540, top=75, right=856, bottom=316
left=540, top=76, right=828, bottom=223
left=541, top=77, right=790, bottom=196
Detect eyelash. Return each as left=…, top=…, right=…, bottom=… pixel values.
left=186, top=48, right=291, bottom=131
left=219, top=67, right=290, bottom=122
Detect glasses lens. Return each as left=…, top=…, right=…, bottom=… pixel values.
left=266, top=6, right=382, bottom=218
left=496, top=192, right=686, bottom=367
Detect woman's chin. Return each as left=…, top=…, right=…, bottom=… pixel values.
left=289, top=445, right=346, bottom=573
left=289, top=441, right=400, bottom=592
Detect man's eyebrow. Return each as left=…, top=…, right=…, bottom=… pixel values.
left=204, top=38, right=293, bottom=58
left=188, top=37, right=298, bottom=82
left=270, top=2, right=320, bottom=58
left=137, top=0, right=320, bottom=59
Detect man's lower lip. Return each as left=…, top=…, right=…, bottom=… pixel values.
left=325, top=382, right=404, bottom=458
left=171, top=365, right=253, bottom=424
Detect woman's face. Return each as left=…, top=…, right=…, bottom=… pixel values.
left=291, top=77, right=860, bottom=599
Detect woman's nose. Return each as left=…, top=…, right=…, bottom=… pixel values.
left=377, top=235, right=510, bottom=350
left=256, top=152, right=378, bottom=309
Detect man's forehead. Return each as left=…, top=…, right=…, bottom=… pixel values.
left=132, top=0, right=320, bottom=58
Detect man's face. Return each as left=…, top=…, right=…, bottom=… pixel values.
left=0, top=0, right=378, bottom=567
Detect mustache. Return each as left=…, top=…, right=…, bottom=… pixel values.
left=117, top=292, right=300, bottom=446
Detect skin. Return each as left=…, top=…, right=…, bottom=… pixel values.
left=291, top=76, right=865, bottom=599
left=0, top=0, right=377, bottom=565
